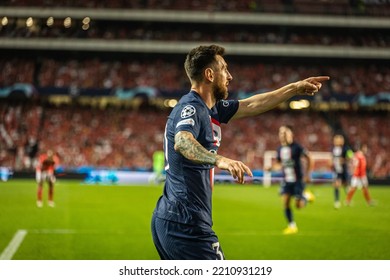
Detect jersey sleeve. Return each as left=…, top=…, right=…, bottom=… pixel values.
left=290, top=143, right=306, bottom=159
left=215, top=99, right=239, bottom=124
left=173, top=103, right=202, bottom=138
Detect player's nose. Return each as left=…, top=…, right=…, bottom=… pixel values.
left=227, top=71, right=233, bottom=81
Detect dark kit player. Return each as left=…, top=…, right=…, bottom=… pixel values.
left=151, top=44, right=329, bottom=259
left=331, top=134, right=352, bottom=209
left=275, top=125, right=313, bottom=234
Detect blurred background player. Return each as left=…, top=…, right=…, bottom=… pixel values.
left=345, top=143, right=374, bottom=206
left=36, top=149, right=60, bottom=207
left=149, top=150, right=165, bottom=184
left=270, top=125, right=313, bottom=235
left=331, top=134, right=353, bottom=209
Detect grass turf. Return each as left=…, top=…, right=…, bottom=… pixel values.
left=0, top=179, right=389, bottom=260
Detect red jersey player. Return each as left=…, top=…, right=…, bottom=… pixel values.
left=36, top=150, right=60, bottom=207
left=345, top=144, right=374, bottom=206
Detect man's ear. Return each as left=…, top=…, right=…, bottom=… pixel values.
left=204, top=68, right=214, bottom=82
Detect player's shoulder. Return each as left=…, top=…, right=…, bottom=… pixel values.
left=174, top=93, right=207, bottom=115
left=179, top=92, right=205, bottom=107
left=291, top=142, right=303, bottom=149
left=292, top=142, right=308, bottom=154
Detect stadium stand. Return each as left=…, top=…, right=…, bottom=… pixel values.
left=1, top=101, right=389, bottom=179
left=1, top=58, right=389, bottom=97
left=2, top=0, right=389, bottom=16
left=2, top=19, right=389, bottom=49
left=0, top=0, right=389, bottom=180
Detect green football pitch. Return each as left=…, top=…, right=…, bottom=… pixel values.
left=0, top=179, right=389, bottom=260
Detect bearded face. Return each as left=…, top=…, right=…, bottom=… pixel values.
left=211, top=56, right=232, bottom=101
left=212, top=76, right=229, bottom=101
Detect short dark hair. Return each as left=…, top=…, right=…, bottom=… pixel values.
left=280, top=124, right=294, bottom=132
left=184, top=45, right=225, bottom=83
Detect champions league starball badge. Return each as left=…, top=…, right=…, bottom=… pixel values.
left=181, top=105, right=196, bottom=118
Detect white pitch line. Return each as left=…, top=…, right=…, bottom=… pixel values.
left=0, top=229, right=28, bottom=260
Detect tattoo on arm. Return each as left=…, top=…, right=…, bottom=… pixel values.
left=174, top=131, right=217, bottom=165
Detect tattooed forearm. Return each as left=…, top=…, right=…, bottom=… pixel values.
left=174, top=131, right=217, bottom=165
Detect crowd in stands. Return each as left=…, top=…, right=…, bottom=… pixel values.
left=1, top=102, right=389, bottom=179
left=1, top=57, right=390, bottom=97
left=2, top=19, right=389, bottom=49
left=38, top=106, right=165, bottom=171
left=0, top=103, right=166, bottom=171
left=1, top=0, right=388, bottom=180
left=2, top=0, right=389, bottom=16
left=0, top=102, right=41, bottom=170
left=339, top=112, right=389, bottom=178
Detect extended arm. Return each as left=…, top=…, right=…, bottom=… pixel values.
left=174, top=131, right=253, bottom=183
left=233, top=76, right=330, bottom=119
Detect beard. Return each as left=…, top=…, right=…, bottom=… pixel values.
left=212, top=82, right=228, bottom=101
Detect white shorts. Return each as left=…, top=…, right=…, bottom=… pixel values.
left=36, top=171, right=56, bottom=184
left=350, top=175, right=368, bottom=189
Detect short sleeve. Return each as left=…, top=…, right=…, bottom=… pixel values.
left=173, top=103, right=202, bottom=138
left=215, top=99, right=239, bottom=124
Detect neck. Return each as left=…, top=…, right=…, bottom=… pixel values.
left=191, top=85, right=216, bottom=109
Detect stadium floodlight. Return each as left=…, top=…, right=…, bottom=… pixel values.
left=26, top=17, right=33, bottom=28
left=46, top=17, right=54, bottom=26
left=64, top=17, right=72, bottom=28
left=1, top=17, right=8, bottom=26
left=289, top=100, right=310, bottom=110
left=82, top=17, right=90, bottom=25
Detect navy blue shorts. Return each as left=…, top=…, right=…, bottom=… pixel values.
left=280, top=181, right=305, bottom=199
left=151, top=214, right=225, bottom=260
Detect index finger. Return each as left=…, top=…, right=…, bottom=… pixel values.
left=243, top=164, right=253, bottom=177
left=311, top=76, right=330, bottom=82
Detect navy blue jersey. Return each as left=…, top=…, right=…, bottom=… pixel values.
left=332, top=145, right=349, bottom=174
left=276, top=142, right=307, bottom=183
left=154, top=91, right=239, bottom=227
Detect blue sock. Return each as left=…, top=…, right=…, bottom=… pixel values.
left=285, top=208, right=293, bottom=223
